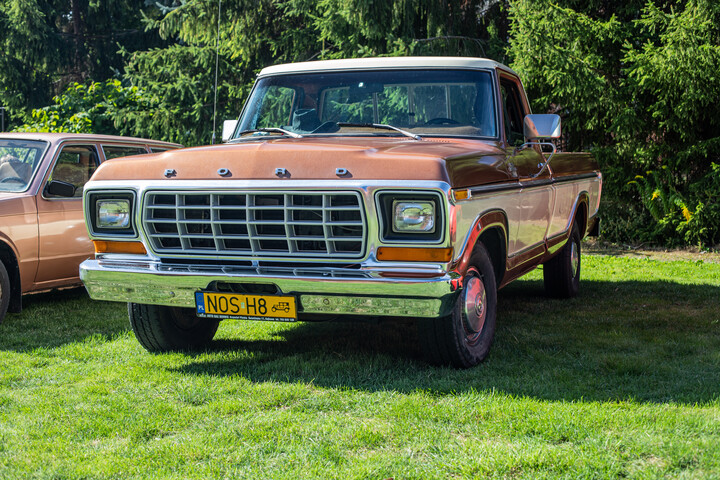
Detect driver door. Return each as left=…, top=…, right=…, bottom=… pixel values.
left=34, top=143, right=99, bottom=286
left=501, top=75, right=555, bottom=258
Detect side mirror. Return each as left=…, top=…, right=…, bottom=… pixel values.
left=524, top=114, right=561, bottom=140
left=222, top=120, right=238, bottom=142
left=45, top=180, right=77, bottom=198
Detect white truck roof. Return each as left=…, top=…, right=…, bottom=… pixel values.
left=258, top=56, right=518, bottom=77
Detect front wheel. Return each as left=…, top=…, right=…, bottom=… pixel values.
left=543, top=222, right=581, bottom=298
left=419, top=243, right=497, bottom=368
left=128, top=303, right=219, bottom=352
left=0, top=261, right=10, bottom=324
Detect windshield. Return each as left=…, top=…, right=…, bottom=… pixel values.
left=235, top=69, right=497, bottom=140
left=0, top=139, right=48, bottom=192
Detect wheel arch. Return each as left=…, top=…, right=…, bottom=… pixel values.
left=454, top=209, right=507, bottom=288
left=0, top=240, right=22, bottom=314
left=574, top=192, right=590, bottom=237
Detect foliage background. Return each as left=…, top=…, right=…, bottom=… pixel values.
left=2, top=0, right=718, bottom=248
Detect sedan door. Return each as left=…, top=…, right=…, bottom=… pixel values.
left=34, top=143, right=100, bottom=286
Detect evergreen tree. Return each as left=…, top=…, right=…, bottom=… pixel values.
left=509, top=0, right=720, bottom=246
left=0, top=0, right=166, bottom=128
left=119, top=0, right=509, bottom=145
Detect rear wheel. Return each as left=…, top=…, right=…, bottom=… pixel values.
left=0, top=261, right=10, bottom=324
left=419, top=243, right=497, bottom=368
left=543, top=221, right=581, bottom=298
left=128, top=303, right=219, bottom=352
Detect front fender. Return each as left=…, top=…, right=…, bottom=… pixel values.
left=452, top=209, right=508, bottom=279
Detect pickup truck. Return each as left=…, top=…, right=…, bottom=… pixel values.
left=79, top=57, right=601, bottom=368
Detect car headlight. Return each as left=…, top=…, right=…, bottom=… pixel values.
left=96, top=199, right=131, bottom=228
left=393, top=201, right=435, bottom=233
left=376, top=191, right=444, bottom=243
left=86, top=191, right=137, bottom=237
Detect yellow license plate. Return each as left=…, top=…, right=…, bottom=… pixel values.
left=195, top=291, right=297, bottom=321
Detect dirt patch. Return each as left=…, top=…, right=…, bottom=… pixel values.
left=583, top=238, right=720, bottom=263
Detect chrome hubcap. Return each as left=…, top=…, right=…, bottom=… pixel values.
left=463, top=274, right=487, bottom=335
left=570, top=240, right=579, bottom=278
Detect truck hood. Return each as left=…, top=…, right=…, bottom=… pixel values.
left=91, top=137, right=511, bottom=188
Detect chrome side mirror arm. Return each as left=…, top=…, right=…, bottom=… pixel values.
left=518, top=141, right=557, bottom=179
left=519, top=114, right=561, bottom=179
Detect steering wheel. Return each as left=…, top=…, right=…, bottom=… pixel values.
left=0, top=176, right=25, bottom=184
left=424, top=117, right=459, bottom=125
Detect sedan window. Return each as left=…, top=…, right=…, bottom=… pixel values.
left=48, top=145, right=100, bottom=198
left=103, top=145, right=148, bottom=160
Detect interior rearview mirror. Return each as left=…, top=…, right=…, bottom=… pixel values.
left=222, top=120, right=238, bottom=142
left=524, top=114, right=561, bottom=140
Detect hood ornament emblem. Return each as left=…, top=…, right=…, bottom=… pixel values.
left=217, top=168, right=231, bottom=177
left=336, top=168, right=350, bottom=177
left=164, top=169, right=176, bottom=178
left=275, top=168, right=290, bottom=178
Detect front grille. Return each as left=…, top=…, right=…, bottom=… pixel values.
left=142, top=191, right=366, bottom=259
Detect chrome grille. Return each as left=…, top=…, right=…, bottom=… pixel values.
left=142, top=191, right=366, bottom=259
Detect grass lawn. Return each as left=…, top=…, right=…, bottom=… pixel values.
left=1, top=252, right=719, bottom=479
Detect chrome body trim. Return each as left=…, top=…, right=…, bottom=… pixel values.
left=142, top=190, right=367, bottom=259
left=79, top=259, right=458, bottom=318
left=452, top=171, right=601, bottom=263
left=83, top=180, right=453, bottom=264
left=81, top=173, right=600, bottom=317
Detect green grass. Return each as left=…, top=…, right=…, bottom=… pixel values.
left=1, top=254, right=719, bottom=479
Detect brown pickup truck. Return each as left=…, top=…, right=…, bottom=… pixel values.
left=0, top=133, right=180, bottom=324
left=79, top=57, right=601, bottom=368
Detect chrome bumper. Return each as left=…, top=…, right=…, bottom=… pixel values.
left=79, top=259, right=459, bottom=318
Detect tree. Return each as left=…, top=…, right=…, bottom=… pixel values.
left=120, top=0, right=511, bottom=145
left=15, top=79, right=150, bottom=135
left=0, top=0, right=166, bottom=129
left=509, top=0, right=720, bottom=247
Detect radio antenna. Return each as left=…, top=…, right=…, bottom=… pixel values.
left=211, top=0, right=222, bottom=144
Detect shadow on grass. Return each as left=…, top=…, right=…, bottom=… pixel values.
left=175, top=278, right=720, bottom=404
left=0, top=288, right=129, bottom=351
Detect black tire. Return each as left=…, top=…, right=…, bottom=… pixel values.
left=544, top=221, right=581, bottom=298
left=128, top=303, right=219, bottom=352
left=0, top=261, right=10, bottom=325
left=419, top=243, right=497, bottom=368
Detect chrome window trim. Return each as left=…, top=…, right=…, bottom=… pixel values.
left=236, top=67, right=501, bottom=142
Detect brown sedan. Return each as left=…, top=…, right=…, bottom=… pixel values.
left=0, top=132, right=180, bottom=323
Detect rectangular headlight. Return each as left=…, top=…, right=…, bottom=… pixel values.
left=392, top=201, right=435, bottom=233
left=96, top=199, right=131, bottom=229
left=86, top=190, right=137, bottom=237
left=376, top=191, right=444, bottom=243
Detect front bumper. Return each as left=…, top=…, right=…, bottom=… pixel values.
left=80, top=259, right=459, bottom=318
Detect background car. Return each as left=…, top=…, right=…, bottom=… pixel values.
left=0, top=132, right=181, bottom=323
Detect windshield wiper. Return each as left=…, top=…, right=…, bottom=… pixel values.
left=228, top=127, right=303, bottom=142
left=337, top=123, right=422, bottom=141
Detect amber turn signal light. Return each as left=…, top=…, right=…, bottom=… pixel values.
left=376, top=246, right=452, bottom=262
left=452, top=189, right=471, bottom=201
left=93, top=240, right=147, bottom=255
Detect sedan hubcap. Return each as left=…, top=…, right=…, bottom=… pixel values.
left=463, top=273, right=487, bottom=335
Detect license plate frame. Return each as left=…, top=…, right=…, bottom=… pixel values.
left=195, top=291, right=297, bottom=322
